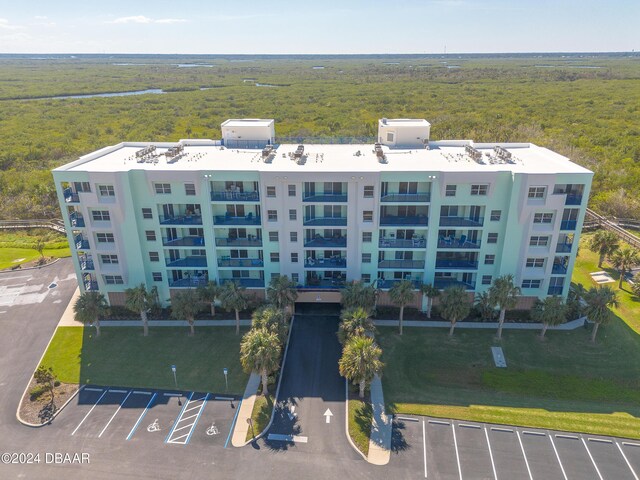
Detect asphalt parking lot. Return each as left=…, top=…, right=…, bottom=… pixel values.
left=53, top=386, right=240, bottom=449
left=388, top=415, right=640, bottom=479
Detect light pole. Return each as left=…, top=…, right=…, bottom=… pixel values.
left=223, top=367, right=228, bottom=392
left=171, top=364, right=178, bottom=390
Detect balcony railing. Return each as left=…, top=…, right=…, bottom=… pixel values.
left=218, top=258, right=264, bottom=268
left=162, top=236, right=205, bottom=247
left=379, top=238, right=426, bottom=248
left=169, top=277, right=208, bottom=288
left=304, top=258, right=346, bottom=269
left=69, top=212, right=85, bottom=228
left=79, top=260, right=94, bottom=271
left=565, top=194, right=583, bottom=206
left=437, top=238, right=481, bottom=249
left=210, top=191, right=260, bottom=202
left=301, top=278, right=347, bottom=290
left=84, top=281, right=98, bottom=291
left=379, top=216, right=428, bottom=226
left=159, top=215, right=203, bottom=226
left=214, top=215, right=261, bottom=226
left=552, top=264, right=568, bottom=275
left=380, top=193, right=431, bottom=203
left=556, top=242, right=573, bottom=253
left=216, top=237, right=262, bottom=247
left=378, top=260, right=425, bottom=269
left=434, top=279, right=476, bottom=290
left=303, top=217, right=348, bottom=227
left=303, top=193, right=348, bottom=202
left=548, top=286, right=564, bottom=295
left=376, top=279, right=422, bottom=290
left=304, top=236, right=347, bottom=248
left=64, top=188, right=80, bottom=203
left=435, top=260, right=479, bottom=270
left=439, top=217, right=484, bottom=227
left=220, top=278, right=265, bottom=288
left=74, top=235, right=90, bottom=250
left=165, top=257, right=208, bottom=268
left=560, top=220, right=577, bottom=230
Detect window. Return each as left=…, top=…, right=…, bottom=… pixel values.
left=270, top=252, right=280, bottom=263
left=291, top=273, right=299, bottom=284
left=290, top=232, right=298, bottom=242
left=482, top=275, right=492, bottom=285
left=528, top=186, right=546, bottom=199
left=145, top=230, right=157, bottom=241
left=362, top=232, right=372, bottom=243
left=269, top=231, right=279, bottom=242
left=104, top=275, right=124, bottom=285
left=529, top=236, right=549, bottom=247
left=364, top=186, right=374, bottom=198
left=533, top=213, right=554, bottom=224
left=471, top=184, right=488, bottom=196
left=192, top=249, right=206, bottom=256
left=96, top=233, right=115, bottom=243
left=386, top=132, right=394, bottom=142
left=271, top=273, right=280, bottom=280
left=445, top=185, right=457, bottom=197
left=288, top=185, right=296, bottom=197
left=361, top=274, right=371, bottom=283
left=526, top=258, right=545, bottom=268
left=185, top=183, right=196, bottom=196
left=154, top=183, right=171, bottom=194
left=267, top=186, right=276, bottom=197
left=142, top=208, right=153, bottom=219
left=268, top=210, right=278, bottom=222
left=291, top=253, right=298, bottom=263
left=100, top=254, right=118, bottom=264
left=363, top=211, right=373, bottom=222
left=152, top=272, right=162, bottom=282
left=487, top=233, right=498, bottom=244
left=98, top=185, right=115, bottom=197
left=362, top=253, right=372, bottom=263
left=484, top=254, right=495, bottom=265
left=289, top=209, right=297, bottom=221
left=522, top=279, right=542, bottom=289
left=91, top=210, right=110, bottom=221
left=490, top=210, right=501, bottom=221
left=149, top=252, right=160, bottom=262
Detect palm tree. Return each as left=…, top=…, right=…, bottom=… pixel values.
left=474, top=291, right=496, bottom=322
left=567, top=283, right=587, bottom=320
left=267, top=275, right=298, bottom=316
left=338, top=336, right=384, bottom=398
left=439, top=286, right=471, bottom=336
left=610, top=246, right=640, bottom=289
left=240, top=328, right=281, bottom=395
left=197, top=280, right=220, bottom=317
left=488, top=274, right=520, bottom=339
left=584, top=285, right=619, bottom=343
left=588, top=230, right=619, bottom=268
left=389, top=280, right=416, bottom=335
left=125, top=283, right=158, bottom=336
left=531, top=296, right=567, bottom=338
left=632, top=274, right=640, bottom=298
left=341, top=281, right=376, bottom=311
left=251, top=305, right=288, bottom=345
left=73, top=291, right=109, bottom=337
left=419, top=283, right=440, bottom=318
left=219, top=281, right=249, bottom=335
left=337, top=307, right=376, bottom=344
left=170, top=289, right=201, bottom=335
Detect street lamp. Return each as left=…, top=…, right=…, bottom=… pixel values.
left=171, top=364, right=182, bottom=406
left=223, top=367, right=228, bottom=392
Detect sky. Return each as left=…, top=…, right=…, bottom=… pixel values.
left=0, top=0, right=638, bottom=54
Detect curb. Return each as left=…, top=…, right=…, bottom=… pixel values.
left=344, top=380, right=368, bottom=461
left=237, top=315, right=296, bottom=446
left=17, top=385, right=85, bottom=428
left=1, top=257, right=62, bottom=274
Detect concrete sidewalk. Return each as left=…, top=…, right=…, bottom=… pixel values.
left=367, top=374, right=391, bottom=465
left=231, top=373, right=261, bottom=447
left=374, top=316, right=587, bottom=330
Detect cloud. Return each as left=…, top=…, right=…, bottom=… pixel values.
left=107, top=15, right=187, bottom=25
left=0, top=18, right=25, bottom=30
left=155, top=18, right=187, bottom=24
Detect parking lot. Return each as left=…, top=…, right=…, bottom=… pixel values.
left=54, top=386, right=241, bottom=449
left=388, top=415, right=640, bottom=479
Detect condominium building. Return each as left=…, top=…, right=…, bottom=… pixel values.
left=53, top=118, right=592, bottom=308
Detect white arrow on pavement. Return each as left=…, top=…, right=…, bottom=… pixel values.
left=324, top=408, right=333, bottom=424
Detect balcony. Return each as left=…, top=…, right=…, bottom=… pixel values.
left=165, top=257, right=208, bottom=268
left=548, top=286, right=563, bottom=295
left=379, top=238, right=426, bottom=248
left=565, top=194, right=582, bottom=206
left=304, top=236, right=347, bottom=248
left=159, top=214, right=203, bottom=226
left=303, top=217, right=348, bottom=227
left=79, top=259, right=94, bottom=271
left=303, top=193, right=348, bottom=203
left=84, top=281, right=98, bottom=291
left=380, top=193, right=431, bottom=203
left=218, top=258, right=264, bottom=268
left=169, top=277, right=208, bottom=288
left=560, top=220, right=577, bottom=230
left=74, top=235, right=90, bottom=250
left=378, top=260, right=425, bottom=269
left=552, top=264, right=568, bottom=275
left=304, top=257, right=347, bottom=269
left=437, top=236, right=481, bottom=249
left=434, top=279, right=476, bottom=290
left=69, top=212, right=85, bottom=228
left=220, top=278, right=265, bottom=288
left=211, top=191, right=259, bottom=202
left=64, top=188, right=80, bottom=203
left=376, top=279, right=422, bottom=290
left=214, top=214, right=261, bottom=226
left=379, top=215, right=428, bottom=226
left=435, top=260, right=479, bottom=270
left=216, top=237, right=262, bottom=247
left=162, top=236, right=205, bottom=247
left=556, top=242, right=573, bottom=253
left=439, top=217, right=484, bottom=227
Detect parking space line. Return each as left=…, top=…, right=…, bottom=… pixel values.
left=224, top=399, right=242, bottom=448
left=451, top=423, right=462, bottom=480
left=71, top=388, right=109, bottom=436
left=166, top=393, right=209, bottom=445
left=616, top=441, right=640, bottom=480
left=556, top=434, right=579, bottom=440
left=588, top=437, right=613, bottom=444
left=459, top=423, right=481, bottom=429
left=548, top=434, right=569, bottom=480
left=397, top=416, right=419, bottom=422
left=491, top=427, right=513, bottom=433
left=133, top=390, right=152, bottom=395
left=109, top=389, right=127, bottom=394
left=523, top=430, right=545, bottom=436
left=429, top=419, right=450, bottom=426
left=84, top=387, right=103, bottom=392
left=267, top=433, right=309, bottom=443
left=422, top=420, right=427, bottom=478
left=624, top=442, right=640, bottom=448
left=581, top=436, right=604, bottom=480
left=164, top=392, right=181, bottom=397
left=184, top=393, right=209, bottom=445
left=165, top=392, right=194, bottom=443
left=215, top=396, right=234, bottom=401
left=126, top=392, right=157, bottom=440
left=98, top=390, right=132, bottom=438
left=484, top=427, right=498, bottom=480
left=516, top=430, right=533, bottom=480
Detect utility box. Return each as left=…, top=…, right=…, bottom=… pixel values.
left=221, top=119, right=275, bottom=148
left=378, top=118, right=431, bottom=149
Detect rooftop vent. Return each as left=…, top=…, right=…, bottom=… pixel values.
left=135, top=145, right=157, bottom=163
left=465, top=145, right=483, bottom=162
left=294, top=145, right=305, bottom=160
left=374, top=143, right=387, bottom=163
left=493, top=146, right=512, bottom=161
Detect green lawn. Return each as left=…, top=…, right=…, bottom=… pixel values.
left=246, top=393, right=274, bottom=442
left=0, top=228, right=70, bottom=269
left=40, top=326, right=249, bottom=394
left=348, top=397, right=372, bottom=456
left=0, top=246, right=71, bottom=270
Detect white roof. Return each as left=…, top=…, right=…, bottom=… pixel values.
left=221, top=119, right=274, bottom=128
left=54, top=140, right=592, bottom=176
left=379, top=118, right=431, bottom=127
